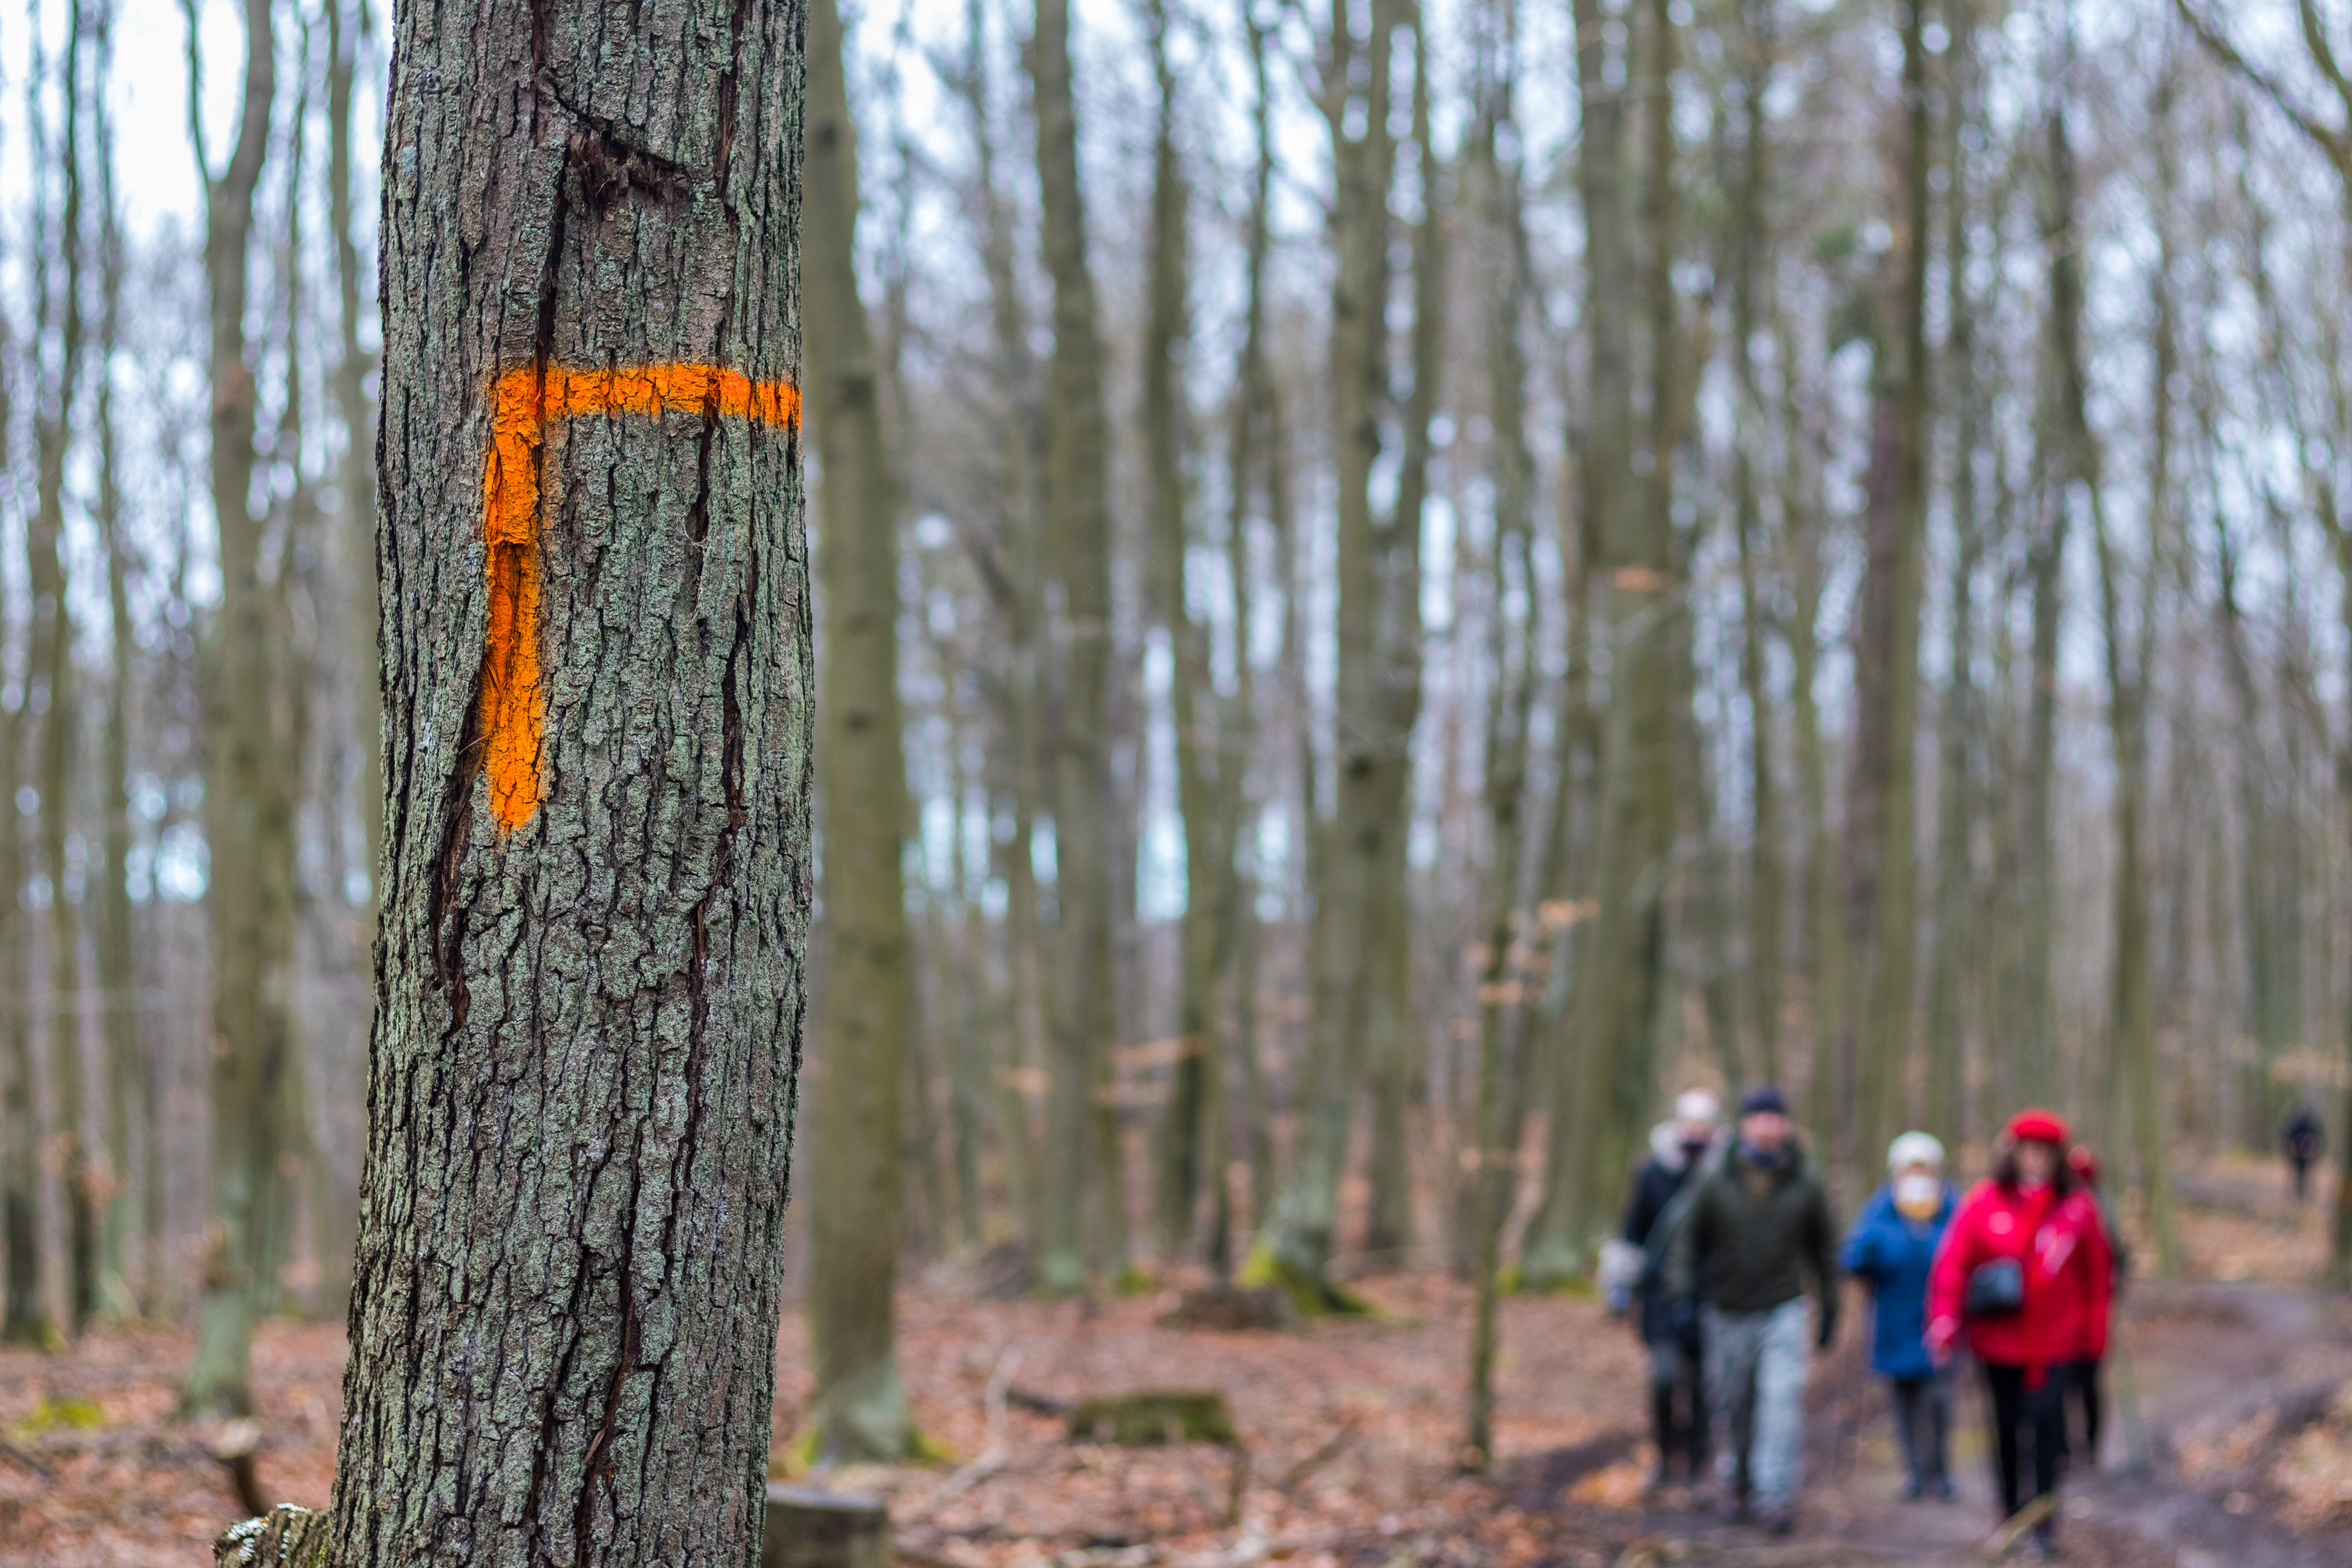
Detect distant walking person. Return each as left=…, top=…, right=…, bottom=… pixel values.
left=1663, top=1086, right=1838, bottom=1534
left=1927, top=1110, right=2113, bottom=1561
left=1841, top=1132, right=1959, bottom=1502
left=1601, top=1089, right=1723, bottom=1492
left=2283, top=1102, right=2327, bottom=1203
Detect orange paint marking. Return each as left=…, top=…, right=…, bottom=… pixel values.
left=478, top=363, right=802, bottom=831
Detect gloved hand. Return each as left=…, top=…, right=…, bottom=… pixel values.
left=1815, top=1309, right=1838, bottom=1351
left=1605, top=1281, right=1633, bottom=1317
left=1925, top=1317, right=1958, bottom=1367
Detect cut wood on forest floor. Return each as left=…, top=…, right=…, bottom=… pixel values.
left=0, top=1158, right=2349, bottom=1566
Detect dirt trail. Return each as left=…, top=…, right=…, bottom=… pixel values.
left=1560, top=1166, right=2352, bottom=1568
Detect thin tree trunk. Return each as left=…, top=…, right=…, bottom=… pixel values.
left=2085, top=51, right=2178, bottom=1274
left=1142, top=0, right=1225, bottom=1259
left=92, top=84, right=141, bottom=1318
left=32, top=0, right=95, bottom=1333
left=1730, top=0, right=1781, bottom=1087
left=807, top=0, right=915, bottom=1461
left=0, top=262, right=38, bottom=1341
left=1519, top=0, right=1632, bottom=1290
left=1846, top=0, right=1932, bottom=1173
left=1362, top=27, right=1444, bottom=1269
left=181, top=0, right=288, bottom=1414
left=1465, top=10, right=1537, bottom=1455
left=1268, top=0, right=1411, bottom=1296
left=1923, top=0, right=1979, bottom=1150
left=1031, top=0, right=1121, bottom=1294
left=951, top=0, right=1045, bottom=1252
left=315, top=0, right=810, bottom=1555
left=316, top=0, right=377, bottom=1324
left=1562, top=0, right=1682, bottom=1261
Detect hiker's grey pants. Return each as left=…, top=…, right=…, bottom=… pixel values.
left=1702, top=1298, right=1811, bottom=1509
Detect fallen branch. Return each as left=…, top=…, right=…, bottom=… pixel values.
left=928, top=1346, right=1023, bottom=1509
left=1274, top=1419, right=1358, bottom=1495
left=0, top=1435, right=54, bottom=1483
left=1007, top=1387, right=1072, bottom=1418
left=1978, top=1492, right=2058, bottom=1562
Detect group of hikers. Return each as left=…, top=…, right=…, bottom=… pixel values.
left=1601, top=1086, right=2118, bottom=1558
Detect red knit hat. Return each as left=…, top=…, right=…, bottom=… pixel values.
left=2005, top=1108, right=2069, bottom=1145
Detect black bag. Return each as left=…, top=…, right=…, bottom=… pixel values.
left=1964, top=1257, right=2024, bottom=1318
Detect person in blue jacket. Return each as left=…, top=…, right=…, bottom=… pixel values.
left=1840, top=1131, right=1959, bottom=1501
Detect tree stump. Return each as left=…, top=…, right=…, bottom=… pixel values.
left=1065, top=1389, right=1239, bottom=1448
left=764, top=1483, right=892, bottom=1568
left=212, top=1506, right=322, bottom=1568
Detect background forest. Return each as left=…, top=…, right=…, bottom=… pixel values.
left=2, top=0, right=2352, bottom=1505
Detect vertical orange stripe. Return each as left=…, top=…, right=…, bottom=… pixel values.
left=476, top=363, right=799, bottom=831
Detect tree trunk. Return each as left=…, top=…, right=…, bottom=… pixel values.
left=92, top=100, right=143, bottom=1318
left=2084, top=51, right=2178, bottom=1274
left=1844, top=0, right=1932, bottom=1174
left=32, top=1, right=95, bottom=1333
left=1269, top=0, right=1414, bottom=1295
left=1519, top=0, right=1632, bottom=1290
left=1142, top=0, right=1223, bottom=1260
left=181, top=0, right=289, bottom=1414
left=1922, top=0, right=1979, bottom=1151
left=1031, top=0, right=1121, bottom=1294
left=806, top=0, right=915, bottom=1461
left=1362, top=37, right=1444, bottom=1269
left=316, top=0, right=810, bottom=1556
left=1730, top=0, right=1780, bottom=1088
left=1465, top=21, right=1537, bottom=1457
left=1562, top=0, right=1682, bottom=1264
left=0, top=448, right=38, bottom=1344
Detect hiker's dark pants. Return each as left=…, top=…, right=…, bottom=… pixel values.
left=1888, top=1370, right=1953, bottom=1486
left=2294, top=1155, right=2314, bottom=1201
left=2060, top=1356, right=2103, bottom=1467
left=1647, top=1327, right=1708, bottom=1476
left=1982, top=1362, right=2065, bottom=1521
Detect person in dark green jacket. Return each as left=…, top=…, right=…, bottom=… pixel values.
left=1661, top=1086, right=1838, bottom=1533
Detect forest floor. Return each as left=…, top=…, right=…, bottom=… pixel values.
left=0, top=1153, right=2348, bottom=1566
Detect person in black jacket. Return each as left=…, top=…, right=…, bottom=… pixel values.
left=1601, top=1088, right=1722, bottom=1492
left=1663, top=1086, right=1839, bottom=1534
left=2283, top=1102, right=2327, bottom=1203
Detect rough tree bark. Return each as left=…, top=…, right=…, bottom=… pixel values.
left=182, top=0, right=291, bottom=1414
left=1031, top=0, right=1122, bottom=1294
left=806, top=0, right=915, bottom=1461
left=278, top=0, right=812, bottom=1558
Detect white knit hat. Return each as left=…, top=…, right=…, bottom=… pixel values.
left=1673, top=1088, right=1723, bottom=1126
left=1887, top=1131, right=1945, bottom=1173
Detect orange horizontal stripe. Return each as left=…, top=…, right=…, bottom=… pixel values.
left=477, top=362, right=800, bottom=831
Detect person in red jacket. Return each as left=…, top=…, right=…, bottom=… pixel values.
left=1926, top=1110, right=2112, bottom=1559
